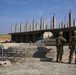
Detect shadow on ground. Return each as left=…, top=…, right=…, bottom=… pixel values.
left=33, top=46, right=53, bottom=62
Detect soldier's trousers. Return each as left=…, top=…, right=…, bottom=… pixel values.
left=56, top=45, right=63, bottom=62
left=69, top=49, right=76, bottom=63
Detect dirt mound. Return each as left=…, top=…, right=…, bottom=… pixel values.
left=0, top=34, right=11, bottom=42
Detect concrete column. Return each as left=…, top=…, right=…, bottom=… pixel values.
left=64, top=25, right=66, bottom=28
left=20, top=23, right=22, bottom=32
left=36, top=23, right=38, bottom=30
left=15, top=24, right=18, bottom=32
left=30, top=24, right=32, bottom=31
left=43, top=21, right=46, bottom=30
left=24, top=25, right=26, bottom=32
left=73, top=20, right=76, bottom=27
left=42, top=21, right=44, bottom=30
left=67, top=23, right=69, bottom=27
left=11, top=25, right=14, bottom=33
left=44, top=22, right=46, bottom=29
left=64, top=16, right=66, bottom=27
left=32, top=20, right=36, bottom=31
left=61, top=22, right=64, bottom=28
left=53, top=14, right=56, bottom=29
left=25, top=22, right=28, bottom=31
left=59, top=24, right=61, bottom=28
left=69, top=11, right=72, bottom=27
left=45, top=24, right=48, bottom=29
left=35, top=23, right=38, bottom=30
left=40, top=25, right=41, bottom=30
left=34, top=25, right=36, bottom=31
left=40, top=18, right=44, bottom=30
left=50, top=21, right=53, bottom=29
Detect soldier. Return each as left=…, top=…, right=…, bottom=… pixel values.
left=56, top=31, right=66, bottom=63
left=68, top=31, right=76, bottom=64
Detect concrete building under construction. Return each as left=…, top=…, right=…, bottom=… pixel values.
left=10, top=11, right=76, bottom=43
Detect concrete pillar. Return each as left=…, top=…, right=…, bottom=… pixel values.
left=45, top=24, right=48, bottom=29
left=61, top=22, right=64, bottom=28
left=30, top=24, right=32, bottom=31
left=44, top=22, right=46, bottom=29
left=59, top=24, right=61, bottom=28
left=64, top=16, right=66, bottom=27
left=53, top=14, right=56, bottom=29
left=24, top=25, right=26, bottom=32
left=15, top=24, right=18, bottom=32
left=50, top=21, right=53, bottom=29
left=35, top=23, right=38, bottom=30
left=67, top=23, right=69, bottom=27
left=34, top=25, right=36, bottom=31
left=20, top=23, right=22, bottom=32
left=73, top=20, right=76, bottom=27
left=69, top=11, right=72, bottom=27
left=11, top=25, right=14, bottom=33
left=40, top=25, right=41, bottom=30
left=36, top=23, right=38, bottom=30
left=43, top=21, right=46, bottom=30
left=25, top=22, right=28, bottom=31
left=42, top=21, right=44, bottom=30
left=40, top=18, right=44, bottom=30
left=32, top=20, right=36, bottom=31
left=64, top=25, right=66, bottom=28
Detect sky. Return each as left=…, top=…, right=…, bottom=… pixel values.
left=0, top=0, right=76, bottom=34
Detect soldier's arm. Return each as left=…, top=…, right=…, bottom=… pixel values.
left=61, top=37, right=67, bottom=42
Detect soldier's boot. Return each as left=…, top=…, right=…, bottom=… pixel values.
left=59, top=55, right=63, bottom=63
left=56, top=54, right=59, bottom=62
left=68, top=56, right=72, bottom=64
left=68, top=59, right=71, bottom=64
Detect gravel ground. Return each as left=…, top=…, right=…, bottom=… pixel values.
left=0, top=61, right=76, bottom=75
left=0, top=45, right=76, bottom=75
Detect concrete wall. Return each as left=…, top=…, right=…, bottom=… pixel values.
left=1, top=43, right=69, bottom=62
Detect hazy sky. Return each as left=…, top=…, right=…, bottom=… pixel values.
left=0, top=0, right=76, bottom=34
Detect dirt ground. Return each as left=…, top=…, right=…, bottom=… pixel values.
left=0, top=34, right=11, bottom=42
left=0, top=45, right=76, bottom=75
left=0, top=60, right=76, bottom=75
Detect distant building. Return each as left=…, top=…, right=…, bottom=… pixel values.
left=10, top=12, right=75, bottom=43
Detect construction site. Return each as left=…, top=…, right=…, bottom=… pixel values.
left=0, top=43, right=76, bottom=75
left=10, top=11, right=76, bottom=43
left=0, top=11, right=76, bottom=75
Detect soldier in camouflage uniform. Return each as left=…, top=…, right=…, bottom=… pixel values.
left=56, top=31, right=66, bottom=63
left=68, top=31, right=76, bottom=64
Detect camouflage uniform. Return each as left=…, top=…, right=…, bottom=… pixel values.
left=68, top=31, right=76, bottom=64
left=56, top=31, right=66, bottom=63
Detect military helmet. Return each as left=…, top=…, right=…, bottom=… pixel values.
left=73, top=31, right=76, bottom=35
left=59, top=31, right=63, bottom=35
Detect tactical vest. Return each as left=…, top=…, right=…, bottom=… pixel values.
left=56, top=36, right=62, bottom=46
left=71, top=36, right=76, bottom=49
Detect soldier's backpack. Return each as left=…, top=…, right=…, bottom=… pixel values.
left=56, top=36, right=66, bottom=46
